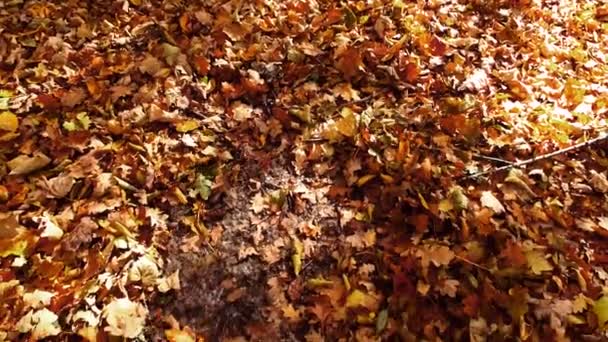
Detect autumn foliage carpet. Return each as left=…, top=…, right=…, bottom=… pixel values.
left=2, top=0, right=608, bottom=341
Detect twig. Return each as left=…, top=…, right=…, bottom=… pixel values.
left=454, top=255, right=491, bottom=272
left=465, top=133, right=608, bottom=179
left=428, top=146, right=513, bottom=165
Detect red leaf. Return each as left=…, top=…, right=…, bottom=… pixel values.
left=37, top=94, right=61, bottom=110
left=463, top=293, right=480, bottom=317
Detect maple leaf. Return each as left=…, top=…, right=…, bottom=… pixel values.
left=102, top=298, right=148, bottom=338
left=415, top=245, right=455, bottom=269
left=524, top=249, right=553, bottom=275
left=436, top=279, right=459, bottom=298
left=231, top=101, right=254, bottom=122
left=345, top=230, right=376, bottom=250
left=165, top=326, right=196, bottom=342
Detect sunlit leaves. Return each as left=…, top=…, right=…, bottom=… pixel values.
left=102, top=298, right=147, bottom=338
left=564, top=78, right=586, bottom=106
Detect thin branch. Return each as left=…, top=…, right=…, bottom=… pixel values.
left=465, top=133, right=608, bottom=179
left=428, top=146, right=514, bottom=165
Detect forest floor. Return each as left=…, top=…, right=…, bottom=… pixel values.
left=2, top=0, right=608, bottom=341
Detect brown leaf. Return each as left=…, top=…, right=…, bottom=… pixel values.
left=61, top=87, right=86, bottom=108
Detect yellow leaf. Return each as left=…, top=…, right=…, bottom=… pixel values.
left=0, top=132, right=19, bottom=141
left=418, top=192, right=430, bottom=210
left=292, top=237, right=304, bottom=276
left=345, top=289, right=378, bottom=310
left=438, top=199, right=453, bottom=212
left=165, top=328, right=196, bottom=342
left=335, top=108, right=357, bottom=137
left=306, top=277, right=333, bottom=288
left=594, top=296, right=608, bottom=329
left=524, top=250, right=553, bottom=275
left=0, top=111, right=18, bottom=132
left=176, top=120, right=200, bottom=133
left=356, top=174, right=375, bottom=187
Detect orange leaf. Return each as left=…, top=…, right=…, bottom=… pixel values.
left=179, top=13, right=191, bottom=33
left=336, top=48, right=363, bottom=80
left=193, top=56, right=210, bottom=76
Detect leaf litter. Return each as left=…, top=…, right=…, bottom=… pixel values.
left=1, top=0, right=608, bottom=341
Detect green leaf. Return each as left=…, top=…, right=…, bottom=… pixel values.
left=62, top=121, right=78, bottom=132
left=376, top=309, right=388, bottom=333
left=292, top=237, right=304, bottom=276
left=0, top=98, right=9, bottom=110
left=194, top=173, right=213, bottom=200
left=76, top=112, right=91, bottom=130
left=594, top=296, right=608, bottom=329
left=448, top=186, right=469, bottom=211
left=343, top=5, right=357, bottom=28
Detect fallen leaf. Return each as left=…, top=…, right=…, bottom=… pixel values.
left=36, top=213, right=64, bottom=240
left=594, top=296, right=608, bottom=329
left=292, top=237, right=304, bottom=276
left=525, top=249, right=553, bottom=275
left=345, top=289, right=379, bottom=311
left=15, top=308, right=61, bottom=339
left=103, top=298, right=148, bottom=338
left=128, top=255, right=160, bottom=287
left=480, top=191, right=505, bottom=214
left=23, top=290, right=54, bottom=309
left=0, top=111, right=18, bottom=132
left=590, top=170, right=608, bottom=193
left=61, top=87, right=86, bottom=108
left=8, top=153, right=52, bottom=175
left=416, top=245, right=455, bottom=269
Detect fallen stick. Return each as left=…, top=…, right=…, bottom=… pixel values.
left=465, top=133, right=608, bottom=179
